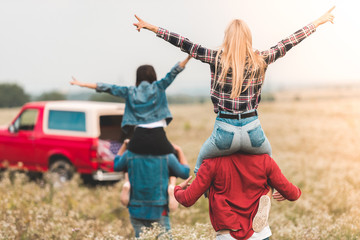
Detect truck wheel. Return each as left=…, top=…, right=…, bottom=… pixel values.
left=49, top=159, right=74, bottom=185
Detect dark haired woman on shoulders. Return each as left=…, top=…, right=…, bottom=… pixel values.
left=71, top=55, right=191, bottom=209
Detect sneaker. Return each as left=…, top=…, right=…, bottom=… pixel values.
left=252, top=195, right=271, bottom=233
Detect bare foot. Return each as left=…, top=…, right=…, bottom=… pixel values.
left=120, top=181, right=130, bottom=207
left=168, top=184, right=179, bottom=211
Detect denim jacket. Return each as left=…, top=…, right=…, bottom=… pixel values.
left=114, top=150, right=190, bottom=220
left=96, top=63, right=184, bottom=132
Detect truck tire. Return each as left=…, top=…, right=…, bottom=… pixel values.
left=49, top=159, right=74, bottom=185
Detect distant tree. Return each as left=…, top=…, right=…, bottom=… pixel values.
left=89, top=93, right=125, bottom=103
left=36, top=91, right=66, bottom=101
left=0, top=83, right=30, bottom=108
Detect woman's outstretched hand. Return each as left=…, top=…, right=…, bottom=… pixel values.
left=179, top=55, right=192, bottom=68
left=133, top=15, right=158, bottom=33
left=313, top=6, right=335, bottom=28
left=178, top=176, right=193, bottom=190
left=70, top=76, right=96, bottom=89
left=70, top=76, right=82, bottom=86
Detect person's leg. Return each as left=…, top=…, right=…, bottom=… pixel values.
left=158, top=215, right=171, bottom=232
left=168, top=176, right=178, bottom=211
left=236, top=117, right=272, bottom=233
left=157, top=215, right=172, bottom=239
left=120, top=173, right=130, bottom=207
left=144, top=127, right=175, bottom=155
left=131, top=216, right=171, bottom=239
left=128, top=127, right=175, bottom=155
left=252, top=194, right=271, bottom=233
left=195, top=120, right=240, bottom=174
left=130, top=217, right=151, bottom=238
left=240, top=118, right=272, bottom=155
left=195, top=136, right=217, bottom=174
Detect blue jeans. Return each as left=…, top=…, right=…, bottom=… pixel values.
left=195, top=111, right=272, bottom=173
left=130, top=215, right=171, bottom=238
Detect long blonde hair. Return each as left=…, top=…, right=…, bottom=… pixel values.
left=215, top=19, right=266, bottom=98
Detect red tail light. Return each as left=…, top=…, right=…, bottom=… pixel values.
left=90, top=139, right=101, bottom=162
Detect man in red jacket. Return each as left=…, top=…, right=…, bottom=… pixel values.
left=174, top=153, right=301, bottom=240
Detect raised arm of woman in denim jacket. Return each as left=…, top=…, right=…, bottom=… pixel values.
left=70, top=76, right=129, bottom=98
left=155, top=55, right=192, bottom=90
left=70, top=76, right=97, bottom=89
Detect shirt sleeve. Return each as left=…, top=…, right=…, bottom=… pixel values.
left=157, top=27, right=217, bottom=65
left=96, top=83, right=129, bottom=98
left=167, top=154, right=190, bottom=179
left=155, top=62, right=184, bottom=90
left=260, top=23, right=316, bottom=65
left=174, top=159, right=215, bottom=207
left=266, top=156, right=301, bottom=201
left=113, top=151, right=128, bottom=172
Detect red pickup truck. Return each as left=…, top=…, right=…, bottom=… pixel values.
left=0, top=101, right=133, bottom=183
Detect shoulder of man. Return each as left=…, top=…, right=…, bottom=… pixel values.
left=211, top=153, right=271, bottom=166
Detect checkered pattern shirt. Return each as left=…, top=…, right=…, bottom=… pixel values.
left=157, top=24, right=316, bottom=114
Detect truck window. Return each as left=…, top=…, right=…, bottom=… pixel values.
left=99, top=115, right=122, bottom=141
left=48, top=110, right=86, bottom=132
left=99, top=115, right=133, bottom=142
left=15, top=109, right=39, bottom=131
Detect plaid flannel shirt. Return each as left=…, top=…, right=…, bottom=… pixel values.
left=157, top=24, right=316, bottom=114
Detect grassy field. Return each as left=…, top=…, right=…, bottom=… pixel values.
left=1, top=87, right=360, bottom=239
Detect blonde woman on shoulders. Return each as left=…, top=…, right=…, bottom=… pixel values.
left=133, top=6, right=335, bottom=234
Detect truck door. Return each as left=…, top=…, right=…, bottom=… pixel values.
left=5, top=108, right=39, bottom=168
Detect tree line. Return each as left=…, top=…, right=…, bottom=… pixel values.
left=0, top=83, right=68, bottom=108
left=0, top=83, right=213, bottom=108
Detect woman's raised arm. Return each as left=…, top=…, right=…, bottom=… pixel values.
left=133, top=15, right=216, bottom=65
left=261, top=6, right=335, bottom=65
left=70, top=76, right=97, bottom=89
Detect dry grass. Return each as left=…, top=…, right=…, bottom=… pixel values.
left=1, top=86, right=360, bottom=239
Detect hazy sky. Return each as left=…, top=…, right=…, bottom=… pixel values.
left=0, top=0, right=359, bottom=96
